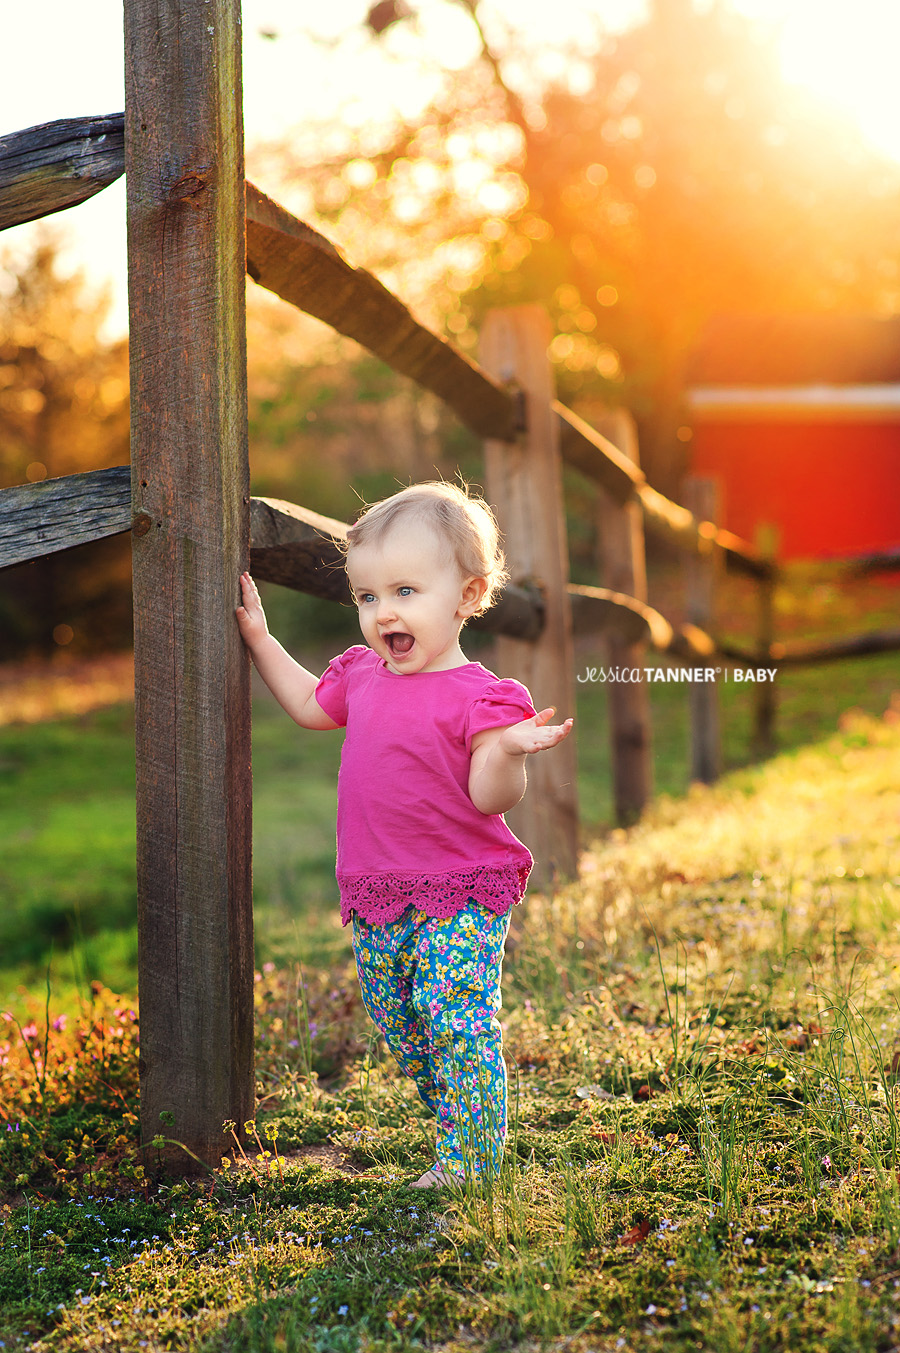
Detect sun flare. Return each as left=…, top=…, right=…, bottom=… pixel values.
left=765, top=0, right=900, bottom=162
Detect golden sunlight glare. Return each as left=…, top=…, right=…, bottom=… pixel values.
left=771, top=0, right=900, bottom=161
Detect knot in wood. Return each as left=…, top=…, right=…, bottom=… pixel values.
left=132, top=512, right=153, bottom=537
left=169, top=169, right=210, bottom=204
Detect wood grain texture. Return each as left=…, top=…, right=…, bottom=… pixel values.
left=0, top=115, right=124, bottom=231
left=246, top=180, right=760, bottom=589
left=249, top=497, right=350, bottom=601
left=0, top=474, right=544, bottom=638
left=126, top=0, right=252, bottom=1171
left=0, top=467, right=131, bottom=569
left=246, top=183, right=518, bottom=442
left=594, top=410, right=653, bottom=823
left=481, top=305, right=579, bottom=885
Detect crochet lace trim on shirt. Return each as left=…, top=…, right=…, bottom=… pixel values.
left=339, top=862, right=531, bottom=926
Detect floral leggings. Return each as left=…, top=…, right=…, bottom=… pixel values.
left=351, top=900, right=511, bottom=1179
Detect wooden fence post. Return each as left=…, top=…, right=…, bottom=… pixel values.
left=682, top=477, right=721, bottom=783
left=125, top=0, right=253, bottom=1168
left=753, top=524, right=779, bottom=757
left=594, top=409, right=653, bottom=823
left=480, top=306, right=578, bottom=885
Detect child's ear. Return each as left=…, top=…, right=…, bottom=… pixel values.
left=458, top=576, right=489, bottom=618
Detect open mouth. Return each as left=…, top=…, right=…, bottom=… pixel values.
left=385, top=631, right=415, bottom=657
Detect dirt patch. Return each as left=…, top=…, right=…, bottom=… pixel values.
left=278, top=1142, right=370, bottom=1175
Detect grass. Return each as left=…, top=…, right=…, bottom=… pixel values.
left=1, top=568, right=899, bottom=1350
left=0, top=686, right=347, bottom=1010
left=1, top=699, right=900, bottom=1350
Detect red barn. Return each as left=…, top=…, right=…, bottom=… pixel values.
left=686, top=315, right=900, bottom=560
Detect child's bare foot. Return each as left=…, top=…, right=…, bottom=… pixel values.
left=410, top=1164, right=459, bottom=1189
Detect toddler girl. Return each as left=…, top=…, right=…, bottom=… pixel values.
left=236, top=481, right=572, bottom=1187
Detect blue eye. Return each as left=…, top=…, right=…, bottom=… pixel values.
left=358, top=593, right=375, bottom=605
left=398, top=586, right=413, bottom=597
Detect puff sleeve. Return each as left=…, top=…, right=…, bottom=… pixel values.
left=465, top=677, right=537, bottom=753
left=314, top=645, right=370, bottom=727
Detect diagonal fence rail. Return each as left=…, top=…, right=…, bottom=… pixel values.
left=0, top=114, right=770, bottom=577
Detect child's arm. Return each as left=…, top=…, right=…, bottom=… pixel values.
left=468, top=708, right=574, bottom=816
left=235, top=572, right=339, bottom=730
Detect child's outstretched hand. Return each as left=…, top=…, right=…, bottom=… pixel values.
left=499, top=707, right=574, bottom=757
left=235, top=571, right=269, bottom=650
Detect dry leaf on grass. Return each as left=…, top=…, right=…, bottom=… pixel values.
left=619, top=1218, right=651, bottom=1247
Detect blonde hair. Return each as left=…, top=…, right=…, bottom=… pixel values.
left=345, top=481, right=509, bottom=615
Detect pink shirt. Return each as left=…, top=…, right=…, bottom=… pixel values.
left=314, top=645, right=536, bottom=926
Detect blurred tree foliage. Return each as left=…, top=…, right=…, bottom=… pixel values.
left=246, top=292, right=483, bottom=515
left=254, top=0, right=900, bottom=492
left=0, top=239, right=131, bottom=659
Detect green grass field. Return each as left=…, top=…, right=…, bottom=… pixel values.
left=1, top=699, right=899, bottom=1352
left=2, top=584, right=900, bottom=1352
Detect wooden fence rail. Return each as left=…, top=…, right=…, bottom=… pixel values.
left=0, top=467, right=132, bottom=564
left=4, top=470, right=895, bottom=675
left=0, top=471, right=712, bottom=653
left=1, top=114, right=769, bottom=579
left=0, top=114, right=124, bottom=231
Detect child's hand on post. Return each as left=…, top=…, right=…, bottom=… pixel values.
left=499, top=708, right=574, bottom=757
left=235, top=571, right=269, bottom=650
left=234, top=572, right=336, bottom=729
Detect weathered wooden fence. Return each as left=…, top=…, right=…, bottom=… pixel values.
left=2, top=17, right=899, bottom=1167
